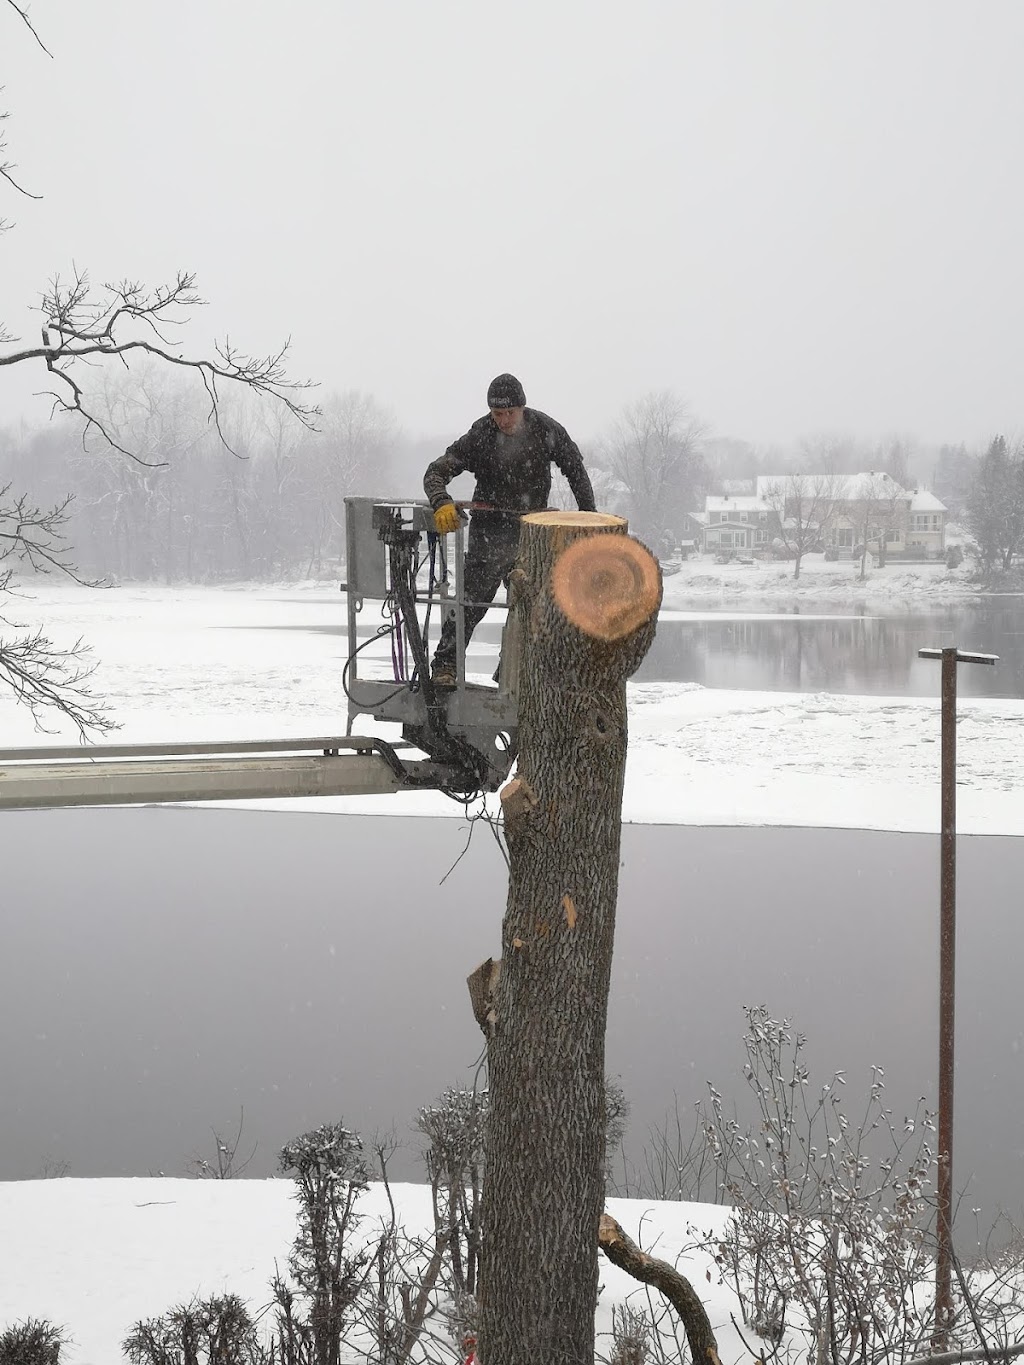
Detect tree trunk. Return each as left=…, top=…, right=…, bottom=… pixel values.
left=477, top=511, right=661, bottom=1365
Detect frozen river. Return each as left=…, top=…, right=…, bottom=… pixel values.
left=3, top=807, right=1023, bottom=1234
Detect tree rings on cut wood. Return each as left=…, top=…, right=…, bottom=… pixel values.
left=550, top=532, right=661, bottom=641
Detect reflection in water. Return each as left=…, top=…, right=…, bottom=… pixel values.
left=637, top=600, right=1024, bottom=698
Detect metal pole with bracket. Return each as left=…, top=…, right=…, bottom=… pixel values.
left=917, top=646, right=997, bottom=1346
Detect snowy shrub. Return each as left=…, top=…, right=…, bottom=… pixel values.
left=187, top=1110, right=257, bottom=1179
left=416, top=1086, right=487, bottom=1299
left=636, top=1097, right=722, bottom=1204
left=123, top=1296, right=267, bottom=1365
left=276, top=1122, right=371, bottom=1365
left=0, top=1320, right=66, bottom=1365
left=699, top=1007, right=937, bottom=1365
left=606, top=1303, right=651, bottom=1365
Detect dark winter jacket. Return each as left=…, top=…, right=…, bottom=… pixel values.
left=423, top=408, right=596, bottom=516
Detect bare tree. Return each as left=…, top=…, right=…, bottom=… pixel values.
left=300, top=391, right=398, bottom=574
left=848, top=471, right=907, bottom=579
left=880, top=435, right=916, bottom=491
left=602, top=392, right=706, bottom=547
left=0, top=9, right=318, bottom=731
left=760, top=473, right=841, bottom=579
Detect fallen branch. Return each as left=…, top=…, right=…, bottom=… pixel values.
left=598, top=1212, right=722, bottom=1365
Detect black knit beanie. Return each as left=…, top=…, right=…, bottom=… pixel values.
left=486, top=373, right=527, bottom=409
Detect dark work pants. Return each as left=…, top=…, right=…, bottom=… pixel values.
left=432, top=514, right=522, bottom=670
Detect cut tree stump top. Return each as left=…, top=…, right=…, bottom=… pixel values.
left=543, top=525, right=662, bottom=642
left=524, top=511, right=626, bottom=529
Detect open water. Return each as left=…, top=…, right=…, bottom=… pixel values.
left=3, top=809, right=1022, bottom=1237
left=334, top=598, right=1024, bottom=698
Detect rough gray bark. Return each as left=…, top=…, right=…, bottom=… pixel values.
left=477, top=511, right=661, bottom=1365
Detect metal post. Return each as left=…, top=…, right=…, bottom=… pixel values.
left=454, top=519, right=467, bottom=688
left=918, top=646, right=996, bottom=1346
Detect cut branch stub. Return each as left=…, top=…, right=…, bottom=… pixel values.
left=551, top=531, right=662, bottom=641
left=599, top=1214, right=723, bottom=1365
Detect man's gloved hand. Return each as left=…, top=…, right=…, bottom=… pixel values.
left=433, top=502, right=461, bottom=535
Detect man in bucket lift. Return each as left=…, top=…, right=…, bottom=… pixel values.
left=423, top=373, right=596, bottom=689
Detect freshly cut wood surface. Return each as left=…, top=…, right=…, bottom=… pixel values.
left=526, top=510, right=624, bottom=527
left=551, top=533, right=661, bottom=641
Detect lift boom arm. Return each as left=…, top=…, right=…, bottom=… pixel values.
left=0, top=736, right=459, bottom=810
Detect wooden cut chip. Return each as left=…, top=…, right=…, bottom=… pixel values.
left=562, top=894, right=577, bottom=929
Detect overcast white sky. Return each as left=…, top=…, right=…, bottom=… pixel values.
left=3, top=1, right=1024, bottom=450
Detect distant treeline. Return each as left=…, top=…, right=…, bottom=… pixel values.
left=0, top=377, right=414, bottom=582
left=0, top=368, right=1000, bottom=582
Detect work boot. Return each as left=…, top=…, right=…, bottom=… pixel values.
left=430, top=661, right=457, bottom=690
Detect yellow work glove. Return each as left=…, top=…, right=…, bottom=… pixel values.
left=433, top=502, right=461, bottom=535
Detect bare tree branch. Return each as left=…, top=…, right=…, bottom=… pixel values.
left=0, top=100, right=42, bottom=199
left=599, top=1213, right=723, bottom=1365
left=0, top=483, right=115, bottom=735
left=0, top=625, right=114, bottom=737
left=4, top=0, right=53, bottom=56
left=0, top=271, right=321, bottom=465
left=903, top=1346, right=1024, bottom=1365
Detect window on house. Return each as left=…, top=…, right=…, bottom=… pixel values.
left=719, top=511, right=729, bottom=522
left=755, top=529, right=766, bottom=543
left=836, top=529, right=853, bottom=547
left=720, top=532, right=733, bottom=546
left=885, top=530, right=898, bottom=543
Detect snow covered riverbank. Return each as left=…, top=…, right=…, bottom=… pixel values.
left=660, top=555, right=989, bottom=606
left=0, top=1179, right=732, bottom=1365
left=1, top=581, right=1020, bottom=836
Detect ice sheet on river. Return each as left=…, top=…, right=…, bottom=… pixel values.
left=0, top=583, right=1019, bottom=836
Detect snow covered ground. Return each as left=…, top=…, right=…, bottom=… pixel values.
left=0, top=1177, right=732, bottom=1365
left=660, top=553, right=983, bottom=605
left=0, top=580, right=1020, bottom=835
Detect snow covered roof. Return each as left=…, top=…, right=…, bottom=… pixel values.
left=755, top=472, right=912, bottom=502
left=909, top=489, right=947, bottom=512
left=705, top=494, right=766, bottom=513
